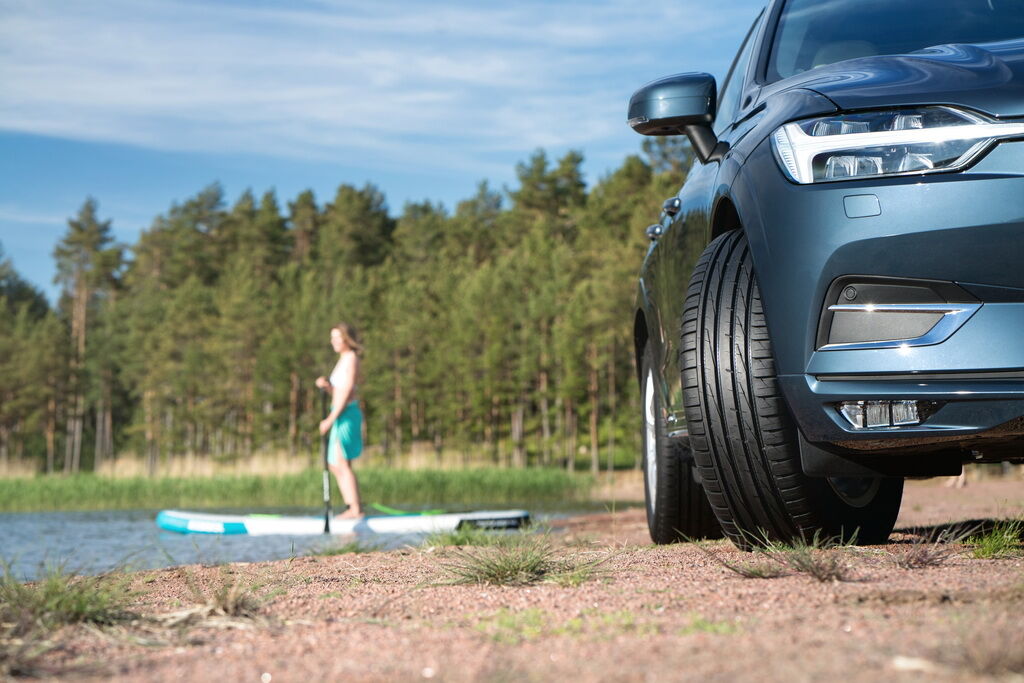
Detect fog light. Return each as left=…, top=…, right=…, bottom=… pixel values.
left=837, top=400, right=921, bottom=430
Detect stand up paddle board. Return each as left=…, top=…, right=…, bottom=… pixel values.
left=156, top=507, right=530, bottom=535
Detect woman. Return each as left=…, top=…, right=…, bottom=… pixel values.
left=315, top=322, right=364, bottom=519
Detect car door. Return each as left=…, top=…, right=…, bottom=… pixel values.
left=650, top=12, right=766, bottom=428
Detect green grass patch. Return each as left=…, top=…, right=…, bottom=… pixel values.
left=678, top=614, right=739, bottom=636
left=311, top=539, right=382, bottom=556
left=0, top=562, right=133, bottom=630
left=423, top=526, right=535, bottom=549
left=0, top=468, right=592, bottom=512
left=966, top=520, right=1024, bottom=559
left=473, top=608, right=655, bottom=644
left=1, top=562, right=134, bottom=677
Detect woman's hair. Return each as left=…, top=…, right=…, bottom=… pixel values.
left=332, top=321, right=364, bottom=356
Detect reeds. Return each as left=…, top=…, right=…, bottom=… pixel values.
left=0, top=468, right=591, bottom=512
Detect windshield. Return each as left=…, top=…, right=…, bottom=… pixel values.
left=767, top=0, right=1024, bottom=82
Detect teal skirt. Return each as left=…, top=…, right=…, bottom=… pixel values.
left=328, top=402, right=363, bottom=464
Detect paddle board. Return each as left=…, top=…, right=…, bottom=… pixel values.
left=156, top=508, right=530, bottom=535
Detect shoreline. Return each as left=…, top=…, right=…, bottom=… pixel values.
left=5, top=479, right=1023, bottom=681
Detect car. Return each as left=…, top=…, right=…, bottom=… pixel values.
left=628, top=0, right=1024, bottom=549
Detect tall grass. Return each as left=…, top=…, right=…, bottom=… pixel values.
left=0, top=468, right=592, bottom=512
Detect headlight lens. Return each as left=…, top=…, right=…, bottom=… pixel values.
left=771, top=107, right=1024, bottom=184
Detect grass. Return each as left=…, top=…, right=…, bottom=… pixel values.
left=965, top=519, right=1023, bottom=559
left=155, top=568, right=283, bottom=629
left=678, top=614, right=739, bottom=636
left=765, top=534, right=855, bottom=583
left=0, top=467, right=592, bottom=512
left=423, top=525, right=542, bottom=549
left=0, top=562, right=134, bottom=677
left=693, top=532, right=854, bottom=581
left=692, top=541, right=789, bottom=579
left=311, top=539, right=382, bottom=556
left=473, top=608, right=657, bottom=644
left=890, top=525, right=977, bottom=569
left=0, top=562, right=133, bottom=630
left=440, top=536, right=609, bottom=587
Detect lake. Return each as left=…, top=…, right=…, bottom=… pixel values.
left=0, top=502, right=627, bottom=581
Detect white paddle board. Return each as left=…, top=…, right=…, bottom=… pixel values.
left=156, top=508, right=530, bottom=535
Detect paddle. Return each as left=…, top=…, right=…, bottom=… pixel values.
left=320, top=391, right=331, bottom=534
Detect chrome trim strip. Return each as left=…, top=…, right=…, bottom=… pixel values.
left=819, top=302, right=982, bottom=351
left=817, top=370, right=1024, bottom=382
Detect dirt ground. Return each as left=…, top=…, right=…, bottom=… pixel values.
left=29, top=477, right=1024, bottom=682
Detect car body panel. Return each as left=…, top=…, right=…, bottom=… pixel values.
left=787, top=40, right=1024, bottom=118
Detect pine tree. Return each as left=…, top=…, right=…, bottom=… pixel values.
left=53, top=198, right=121, bottom=473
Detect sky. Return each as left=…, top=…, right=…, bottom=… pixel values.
left=0, top=0, right=764, bottom=301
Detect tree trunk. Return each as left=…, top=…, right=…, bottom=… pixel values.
left=490, top=394, right=501, bottom=466
left=46, top=391, right=56, bottom=474
left=411, top=399, right=420, bottom=441
left=392, top=352, right=403, bottom=458
left=484, top=389, right=494, bottom=463
left=303, top=388, right=314, bottom=454
left=288, top=371, right=300, bottom=457
left=68, top=277, right=89, bottom=474
left=94, top=400, right=105, bottom=472
left=511, top=398, right=526, bottom=468
left=588, top=343, right=600, bottom=478
left=0, top=425, right=8, bottom=470
left=144, top=390, right=158, bottom=476
left=14, top=422, right=24, bottom=460
left=565, top=397, right=576, bottom=473
left=607, top=340, right=616, bottom=475
left=539, top=370, right=551, bottom=466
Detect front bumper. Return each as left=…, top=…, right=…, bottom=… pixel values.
left=739, top=136, right=1024, bottom=458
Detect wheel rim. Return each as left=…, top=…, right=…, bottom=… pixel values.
left=827, top=476, right=881, bottom=509
left=644, top=369, right=658, bottom=509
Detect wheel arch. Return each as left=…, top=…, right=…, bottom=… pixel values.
left=633, top=308, right=649, bottom=388
left=710, top=195, right=742, bottom=241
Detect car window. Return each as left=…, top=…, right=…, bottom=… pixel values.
left=768, top=0, right=1024, bottom=83
left=714, top=14, right=762, bottom=136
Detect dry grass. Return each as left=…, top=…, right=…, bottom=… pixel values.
left=691, top=541, right=789, bottom=579
left=440, top=538, right=609, bottom=587
left=155, top=569, right=282, bottom=630
left=889, top=525, right=977, bottom=569
left=694, top=532, right=856, bottom=582
left=761, top=534, right=856, bottom=583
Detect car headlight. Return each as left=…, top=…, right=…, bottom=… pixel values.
left=771, top=107, right=1024, bottom=184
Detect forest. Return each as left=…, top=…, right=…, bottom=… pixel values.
left=0, top=140, right=691, bottom=477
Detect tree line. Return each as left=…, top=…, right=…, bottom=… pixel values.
left=0, top=140, right=691, bottom=476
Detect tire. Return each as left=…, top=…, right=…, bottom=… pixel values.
left=641, top=342, right=721, bottom=543
left=681, top=231, right=903, bottom=550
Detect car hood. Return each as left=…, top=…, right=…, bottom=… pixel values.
left=782, top=38, right=1024, bottom=118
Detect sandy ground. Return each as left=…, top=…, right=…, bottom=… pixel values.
left=24, top=478, right=1024, bottom=682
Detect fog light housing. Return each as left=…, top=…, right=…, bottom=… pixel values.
left=838, top=400, right=921, bottom=429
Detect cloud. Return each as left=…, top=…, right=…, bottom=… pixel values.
left=0, top=204, right=67, bottom=226
left=0, top=0, right=760, bottom=175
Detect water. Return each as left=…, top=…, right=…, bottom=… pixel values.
left=0, top=502, right=631, bottom=581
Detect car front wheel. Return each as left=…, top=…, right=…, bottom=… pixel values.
left=681, top=231, right=903, bottom=549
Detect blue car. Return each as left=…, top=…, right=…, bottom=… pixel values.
left=629, top=0, right=1024, bottom=548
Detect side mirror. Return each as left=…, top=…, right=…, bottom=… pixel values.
left=627, top=73, right=721, bottom=163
